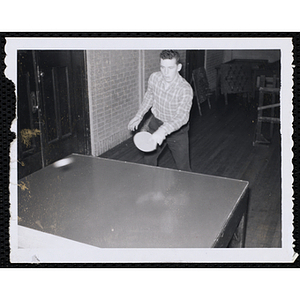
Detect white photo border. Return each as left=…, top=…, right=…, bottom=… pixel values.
left=6, top=37, right=297, bottom=263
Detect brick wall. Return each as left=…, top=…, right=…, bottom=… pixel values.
left=143, top=50, right=161, bottom=87
left=86, top=50, right=187, bottom=156
left=86, top=50, right=140, bottom=156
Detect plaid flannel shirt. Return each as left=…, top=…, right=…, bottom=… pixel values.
left=135, top=72, right=193, bottom=135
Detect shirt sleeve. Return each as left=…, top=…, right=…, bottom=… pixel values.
left=135, top=73, right=155, bottom=120
left=160, top=85, right=193, bottom=135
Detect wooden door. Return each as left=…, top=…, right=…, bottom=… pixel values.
left=185, top=50, right=205, bottom=82
left=18, top=51, right=43, bottom=177
left=18, top=50, right=90, bottom=179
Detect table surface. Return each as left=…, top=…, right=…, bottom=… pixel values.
left=18, top=154, right=249, bottom=248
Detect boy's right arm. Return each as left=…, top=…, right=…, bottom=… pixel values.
left=128, top=116, right=142, bottom=131
left=128, top=73, right=155, bottom=131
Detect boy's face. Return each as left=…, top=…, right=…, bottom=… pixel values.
left=160, top=58, right=182, bottom=83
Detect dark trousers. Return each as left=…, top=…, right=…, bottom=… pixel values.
left=143, top=114, right=191, bottom=171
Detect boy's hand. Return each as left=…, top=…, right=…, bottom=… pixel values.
left=128, top=116, right=142, bottom=131
left=151, top=127, right=166, bottom=146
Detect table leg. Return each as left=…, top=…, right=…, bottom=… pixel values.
left=229, top=213, right=247, bottom=247
left=213, top=188, right=249, bottom=248
left=228, top=193, right=249, bottom=248
left=224, top=93, right=228, bottom=106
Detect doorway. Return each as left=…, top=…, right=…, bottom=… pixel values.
left=17, top=50, right=91, bottom=179
left=185, top=50, right=205, bottom=82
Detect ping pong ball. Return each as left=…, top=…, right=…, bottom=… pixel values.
left=53, top=157, right=74, bottom=168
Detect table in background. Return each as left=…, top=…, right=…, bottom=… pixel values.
left=18, top=154, right=249, bottom=248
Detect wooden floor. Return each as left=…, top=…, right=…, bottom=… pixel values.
left=100, top=94, right=282, bottom=248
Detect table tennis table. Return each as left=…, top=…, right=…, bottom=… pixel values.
left=17, top=154, right=249, bottom=249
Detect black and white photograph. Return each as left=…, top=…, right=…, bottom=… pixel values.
left=6, top=37, right=295, bottom=263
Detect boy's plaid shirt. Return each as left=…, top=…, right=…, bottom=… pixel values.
left=135, top=71, right=193, bottom=135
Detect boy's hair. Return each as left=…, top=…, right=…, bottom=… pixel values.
left=160, top=50, right=181, bottom=65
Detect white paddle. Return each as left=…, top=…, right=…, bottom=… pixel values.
left=133, top=131, right=157, bottom=152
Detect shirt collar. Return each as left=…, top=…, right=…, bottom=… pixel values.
left=161, top=72, right=181, bottom=89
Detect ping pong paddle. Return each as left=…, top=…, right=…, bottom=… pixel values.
left=133, top=131, right=157, bottom=152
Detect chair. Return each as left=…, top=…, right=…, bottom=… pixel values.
left=190, top=67, right=212, bottom=116
left=253, top=74, right=280, bottom=146
left=219, top=62, right=254, bottom=105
